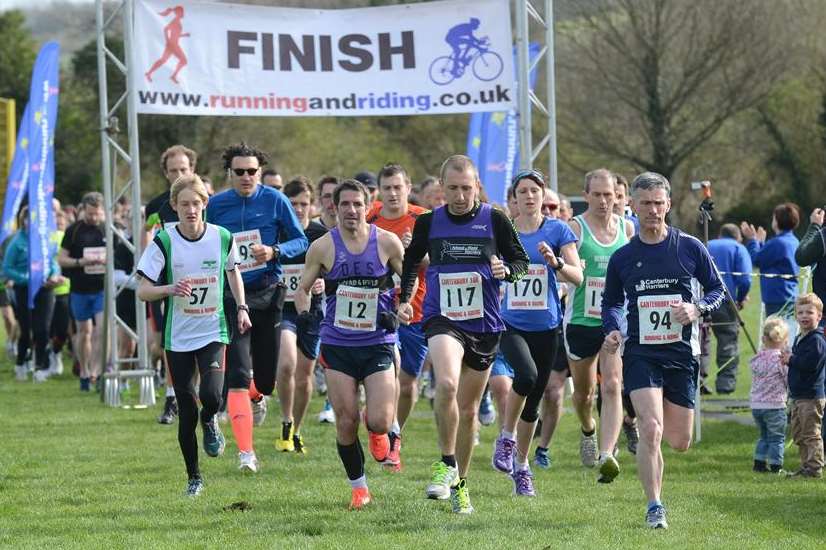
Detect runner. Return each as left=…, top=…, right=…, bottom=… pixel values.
left=146, top=144, right=197, bottom=424
left=57, top=192, right=108, bottom=391
left=491, top=170, right=582, bottom=496
left=367, top=163, right=428, bottom=472
left=206, top=142, right=307, bottom=470
left=563, top=169, right=634, bottom=482
left=602, top=172, right=724, bottom=528
left=316, top=176, right=340, bottom=230
left=275, top=176, right=328, bottom=454
left=398, top=155, right=529, bottom=514
left=136, top=175, right=251, bottom=495
left=295, top=179, right=404, bottom=509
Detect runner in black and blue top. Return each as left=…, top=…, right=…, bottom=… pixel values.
left=601, top=172, right=724, bottom=530
left=490, top=169, right=582, bottom=498
left=398, top=155, right=529, bottom=515
left=206, top=142, right=308, bottom=473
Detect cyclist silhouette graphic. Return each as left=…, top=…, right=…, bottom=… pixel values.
left=429, top=18, right=503, bottom=86
left=145, top=6, right=190, bottom=84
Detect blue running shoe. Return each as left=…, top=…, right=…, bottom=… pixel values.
left=645, top=505, right=668, bottom=529
left=478, top=390, right=496, bottom=426
left=533, top=447, right=551, bottom=470
left=202, top=417, right=225, bottom=457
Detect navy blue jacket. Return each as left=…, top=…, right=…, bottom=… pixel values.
left=708, top=237, right=752, bottom=302
left=788, top=329, right=826, bottom=400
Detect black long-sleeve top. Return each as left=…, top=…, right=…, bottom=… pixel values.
left=399, top=203, right=529, bottom=303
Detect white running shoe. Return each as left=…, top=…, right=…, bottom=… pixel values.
left=580, top=431, right=598, bottom=468
left=318, top=401, right=336, bottom=424
left=238, top=451, right=258, bottom=473
left=49, top=351, right=64, bottom=376
left=33, top=369, right=50, bottom=383
left=251, top=396, right=268, bottom=426
left=6, top=341, right=16, bottom=361
left=15, top=364, right=28, bottom=381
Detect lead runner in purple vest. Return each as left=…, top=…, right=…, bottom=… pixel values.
left=398, top=155, right=529, bottom=514
left=294, top=179, right=405, bottom=511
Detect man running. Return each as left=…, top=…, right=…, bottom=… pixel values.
left=295, top=179, right=404, bottom=509
left=563, top=169, right=634, bottom=482
left=316, top=176, right=340, bottom=230
left=398, top=155, right=529, bottom=514
left=206, top=142, right=308, bottom=471
left=602, top=172, right=724, bottom=529
left=367, top=163, right=428, bottom=471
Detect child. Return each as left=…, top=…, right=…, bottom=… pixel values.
left=782, top=293, right=826, bottom=478
left=750, top=317, right=789, bottom=473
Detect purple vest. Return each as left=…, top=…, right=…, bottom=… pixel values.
left=423, top=203, right=504, bottom=333
left=320, top=225, right=396, bottom=346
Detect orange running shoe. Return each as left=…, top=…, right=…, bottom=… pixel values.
left=383, top=433, right=402, bottom=472
left=349, top=486, right=372, bottom=510
left=363, top=410, right=389, bottom=462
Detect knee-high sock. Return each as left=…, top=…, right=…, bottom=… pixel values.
left=337, top=439, right=365, bottom=481
left=227, top=390, right=253, bottom=453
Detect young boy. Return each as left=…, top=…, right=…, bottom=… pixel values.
left=783, top=293, right=826, bottom=478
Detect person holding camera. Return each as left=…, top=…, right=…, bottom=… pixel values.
left=795, top=207, right=826, bottom=324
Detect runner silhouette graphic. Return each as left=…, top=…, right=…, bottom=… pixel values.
left=145, top=6, right=190, bottom=84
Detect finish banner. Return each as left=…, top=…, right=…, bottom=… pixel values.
left=134, top=0, right=515, bottom=117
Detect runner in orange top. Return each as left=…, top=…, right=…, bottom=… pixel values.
left=365, top=163, right=428, bottom=472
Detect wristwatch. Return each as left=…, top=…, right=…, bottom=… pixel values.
left=270, top=245, right=281, bottom=260
left=237, top=304, right=250, bottom=312
left=553, top=255, right=566, bottom=271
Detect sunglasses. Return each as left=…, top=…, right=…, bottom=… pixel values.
left=231, top=167, right=259, bottom=176
left=542, top=203, right=559, bottom=211
left=512, top=169, right=546, bottom=187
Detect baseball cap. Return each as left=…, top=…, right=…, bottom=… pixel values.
left=354, top=171, right=378, bottom=190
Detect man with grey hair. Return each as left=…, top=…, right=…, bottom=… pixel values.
left=703, top=223, right=752, bottom=393
left=601, top=172, right=725, bottom=529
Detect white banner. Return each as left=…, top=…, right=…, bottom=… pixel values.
left=134, top=0, right=515, bottom=117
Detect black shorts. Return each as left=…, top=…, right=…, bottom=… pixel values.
left=0, top=288, right=9, bottom=307
left=564, top=323, right=604, bottom=361
left=623, top=354, right=699, bottom=409
left=552, top=328, right=570, bottom=373
left=424, top=315, right=501, bottom=372
left=319, top=343, right=394, bottom=382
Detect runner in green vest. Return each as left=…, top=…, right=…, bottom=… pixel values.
left=564, top=168, right=634, bottom=483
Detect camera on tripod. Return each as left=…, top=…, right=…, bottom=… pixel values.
left=690, top=180, right=711, bottom=192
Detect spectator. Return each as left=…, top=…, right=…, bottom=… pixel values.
left=741, top=203, right=801, bottom=340
left=794, top=207, right=826, bottom=321
left=750, top=317, right=789, bottom=474
left=703, top=223, right=752, bottom=394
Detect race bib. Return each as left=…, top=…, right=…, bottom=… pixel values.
left=175, top=274, right=219, bottom=316
left=439, top=272, right=483, bottom=320
left=83, top=246, right=106, bottom=275
left=283, top=264, right=303, bottom=302
left=234, top=229, right=266, bottom=273
left=638, top=294, right=683, bottom=345
left=507, top=264, right=548, bottom=310
left=584, top=276, right=606, bottom=319
left=334, top=285, right=378, bottom=331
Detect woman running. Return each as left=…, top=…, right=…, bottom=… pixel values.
left=491, top=170, right=583, bottom=496
left=137, top=175, right=251, bottom=496
left=144, top=6, right=190, bottom=84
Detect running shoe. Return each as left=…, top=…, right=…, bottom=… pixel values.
left=492, top=435, right=516, bottom=474
left=158, top=396, right=178, bottom=425
left=533, top=447, right=551, bottom=470
left=363, top=410, right=389, bottom=462
left=597, top=454, right=620, bottom=483
left=79, top=377, right=90, bottom=392
left=623, top=420, right=639, bottom=455
left=33, top=369, right=50, bottom=383
left=645, top=505, right=668, bottom=529
left=426, top=461, right=458, bottom=500
left=185, top=477, right=204, bottom=497
left=293, top=433, right=307, bottom=455
left=478, top=391, right=496, bottom=426
left=450, top=478, right=474, bottom=514
left=276, top=422, right=295, bottom=452
left=216, top=411, right=228, bottom=425
left=238, top=451, right=258, bottom=473
left=383, top=433, right=401, bottom=472
left=314, top=365, right=327, bottom=396
left=318, top=400, right=336, bottom=424
left=511, top=468, right=536, bottom=497
left=14, top=364, right=28, bottom=381
left=349, top=486, right=371, bottom=510
left=202, top=417, right=226, bottom=457
left=5, top=340, right=15, bottom=361
left=251, top=396, right=268, bottom=426
left=580, top=431, right=598, bottom=467
left=49, top=351, right=64, bottom=376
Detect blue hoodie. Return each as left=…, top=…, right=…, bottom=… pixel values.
left=2, top=230, right=60, bottom=286
left=745, top=230, right=799, bottom=306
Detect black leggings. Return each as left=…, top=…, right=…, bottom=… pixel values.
left=13, top=285, right=55, bottom=370
left=499, top=324, right=560, bottom=423
left=50, top=294, right=70, bottom=352
left=223, top=290, right=283, bottom=394
left=166, top=341, right=225, bottom=479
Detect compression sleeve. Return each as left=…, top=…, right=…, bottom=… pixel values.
left=399, top=211, right=432, bottom=304
left=491, top=208, right=529, bottom=283
left=601, top=252, right=625, bottom=334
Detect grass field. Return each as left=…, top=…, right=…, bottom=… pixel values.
left=2, top=292, right=824, bottom=549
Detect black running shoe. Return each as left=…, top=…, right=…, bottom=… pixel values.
left=158, top=396, right=178, bottom=425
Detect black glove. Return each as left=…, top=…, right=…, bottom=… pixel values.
left=378, top=311, right=399, bottom=333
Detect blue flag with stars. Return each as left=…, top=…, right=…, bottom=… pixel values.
left=1, top=102, right=32, bottom=246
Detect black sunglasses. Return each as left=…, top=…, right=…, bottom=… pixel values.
left=511, top=169, right=546, bottom=187
left=231, top=167, right=259, bottom=176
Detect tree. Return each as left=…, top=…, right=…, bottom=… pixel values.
left=0, top=10, right=37, bottom=121
left=557, top=0, right=788, bottom=184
